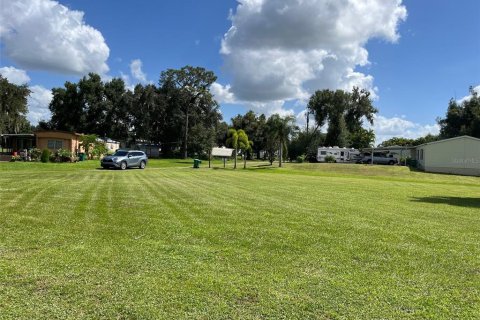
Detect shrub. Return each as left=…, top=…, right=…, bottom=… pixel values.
left=91, top=143, right=108, bottom=159
left=296, top=154, right=306, bottom=163
left=10, top=155, right=21, bottom=162
left=57, top=148, right=73, bottom=162
left=41, top=149, right=51, bottom=163
left=399, top=157, right=409, bottom=166
left=49, top=153, right=59, bottom=163
left=324, top=155, right=336, bottom=163
left=30, top=148, right=42, bottom=162
left=47, top=149, right=76, bottom=162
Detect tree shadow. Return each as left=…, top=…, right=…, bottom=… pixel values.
left=407, top=166, right=423, bottom=172
left=410, top=196, right=480, bottom=208
left=175, top=160, right=193, bottom=164
left=252, top=163, right=274, bottom=168
left=245, top=166, right=274, bottom=171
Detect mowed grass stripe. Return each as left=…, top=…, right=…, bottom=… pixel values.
left=132, top=171, right=198, bottom=243
left=0, top=160, right=479, bottom=319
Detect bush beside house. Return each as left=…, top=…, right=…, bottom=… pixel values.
left=41, top=149, right=51, bottom=163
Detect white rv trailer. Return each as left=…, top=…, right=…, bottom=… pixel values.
left=317, top=146, right=360, bottom=163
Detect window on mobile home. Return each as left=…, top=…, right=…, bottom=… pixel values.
left=47, top=140, right=63, bottom=150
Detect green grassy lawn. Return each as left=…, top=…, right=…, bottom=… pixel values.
left=0, top=160, right=479, bottom=319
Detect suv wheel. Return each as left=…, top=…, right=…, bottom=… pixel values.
left=388, top=160, right=395, bottom=165
left=120, top=161, right=127, bottom=170
left=139, top=161, right=146, bottom=169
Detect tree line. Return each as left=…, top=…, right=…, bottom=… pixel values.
left=380, top=87, right=480, bottom=147
left=40, top=65, right=305, bottom=163
left=1, top=66, right=478, bottom=161
left=41, top=66, right=222, bottom=158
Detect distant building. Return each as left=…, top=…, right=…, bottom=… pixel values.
left=414, top=136, right=480, bottom=176
left=98, top=137, right=120, bottom=153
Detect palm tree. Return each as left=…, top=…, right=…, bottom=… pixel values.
left=239, top=130, right=253, bottom=169
left=267, top=114, right=296, bottom=167
left=226, top=128, right=252, bottom=169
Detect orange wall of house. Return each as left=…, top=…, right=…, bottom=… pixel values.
left=35, top=132, right=81, bottom=153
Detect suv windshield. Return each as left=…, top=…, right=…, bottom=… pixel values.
left=113, top=150, right=128, bottom=156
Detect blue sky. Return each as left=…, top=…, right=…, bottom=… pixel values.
left=0, top=0, right=479, bottom=143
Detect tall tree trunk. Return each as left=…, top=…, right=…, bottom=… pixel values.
left=243, top=152, right=246, bottom=169
left=234, top=147, right=237, bottom=169
left=183, top=109, right=189, bottom=159
left=306, top=111, right=309, bottom=134
left=279, top=142, right=282, bottom=167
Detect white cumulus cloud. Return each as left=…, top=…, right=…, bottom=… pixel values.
left=27, top=85, right=52, bottom=124
left=246, top=100, right=294, bottom=118
left=457, top=85, right=480, bottom=104
left=130, top=59, right=148, bottom=83
left=369, top=115, right=440, bottom=144
left=220, top=0, right=407, bottom=113
left=0, top=0, right=110, bottom=75
left=0, top=66, right=52, bottom=124
left=211, top=82, right=236, bottom=104
left=0, top=66, right=31, bottom=84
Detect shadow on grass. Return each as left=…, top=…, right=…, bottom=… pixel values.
left=245, top=166, right=276, bottom=171
left=209, top=164, right=274, bottom=171
left=410, top=196, right=480, bottom=208
left=251, top=163, right=274, bottom=168
left=95, top=167, right=145, bottom=170
left=175, top=161, right=193, bottom=164
left=407, top=166, right=423, bottom=173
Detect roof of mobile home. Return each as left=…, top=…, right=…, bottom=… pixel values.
left=416, top=135, right=480, bottom=148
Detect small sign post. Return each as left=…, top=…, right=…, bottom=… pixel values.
left=211, top=147, right=234, bottom=169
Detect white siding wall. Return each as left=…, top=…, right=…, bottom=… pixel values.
left=464, top=138, right=480, bottom=170
left=420, top=137, right=480, bottom=176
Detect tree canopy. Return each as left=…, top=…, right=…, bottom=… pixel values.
left=307, top=87, right=377, bottom=148
left=159, top=66, right=219, bottom=158
left=226, top=128, right=252, bottom=169
left=0, top=75, right=31, bottom=134
left=231, top=110, right=267, bottom=159
left=47, top=66, right=223, bottom=158
left=378, top=134, right=439, bottom=147
left=438, top=87, right=480, bottom=139
left=266, top=114, right=296, bottom=167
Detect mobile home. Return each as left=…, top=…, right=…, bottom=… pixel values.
left=415, top=135, right=480, bottom=176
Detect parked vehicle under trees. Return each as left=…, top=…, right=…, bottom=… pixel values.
left=46, top=66, right=223, bottom=158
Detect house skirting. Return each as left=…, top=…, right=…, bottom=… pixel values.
left=424, top=166, right=480, bottom=177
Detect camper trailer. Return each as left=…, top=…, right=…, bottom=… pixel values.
left=317, top=146, right=360, bottom=163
